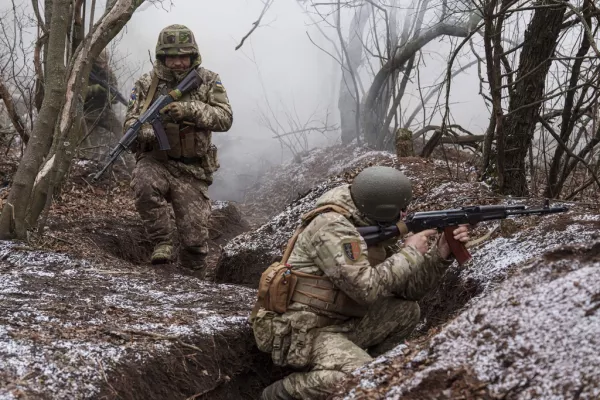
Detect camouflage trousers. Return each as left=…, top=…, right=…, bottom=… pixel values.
left=131, top=156, right=211, bottom=266
left=276, top=297, right=420, bottom=399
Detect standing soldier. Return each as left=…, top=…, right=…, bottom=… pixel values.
left=251, top=166, right=470, bottom=399
left=124, top=24, right=233, bottom=273
left=81, top=50, right=124, bottom=161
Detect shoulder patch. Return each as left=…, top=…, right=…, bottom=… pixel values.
left=342, top=240, right=362, bottom=262
left=127, top=87, right=136, bottom=109
left=215, top=80, right=224, bottom=89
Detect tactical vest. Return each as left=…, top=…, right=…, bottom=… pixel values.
left=139, top=72, right=219, bottom=180
left=252, top=205, right=385, bottom=321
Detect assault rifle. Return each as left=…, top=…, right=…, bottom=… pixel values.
left=88, top=71, right=128, bottom=106
left=92, top=69, right=202, bottom=182
left=356, top=202, right=569, bottom=265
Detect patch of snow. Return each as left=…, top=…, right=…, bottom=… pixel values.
left=0, top=240, right=255, bottom=399
left=465, top=214, right=599, bottom=290
left=343, top=241, right=600, bottom=399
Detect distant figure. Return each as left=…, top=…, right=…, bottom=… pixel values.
left=124, top=24, right=233, bottom=274
left=80, top=50, right=124, bottom=161
left=251, top=166, right=470, bottom=399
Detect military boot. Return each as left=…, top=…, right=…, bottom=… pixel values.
left=180, top=245, right=208, bottom=275
left=261, top=380, right=295, bottom=400
left=151, top=241, right=173, bottom=265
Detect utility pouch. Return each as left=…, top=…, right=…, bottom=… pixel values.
left=271, top=317, right=292, bottom=366
left=252, top=309, right=276, bottom=353
left=165, top=122, right=181, bottom=159
left=180, top=124, right=196, bottom=158
left=286, top=312, right=322, bottom=368
left=202, top=144, right=220, bottom=174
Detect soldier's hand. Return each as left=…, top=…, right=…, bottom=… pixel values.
left=86, top=84, right=106, bottom=99
left=404, top=229, right=437, bottom=255
left=437, top=225, right=470, bottom=259
left=160, top=103, right=189, bottom=121
left=138, top=123, right=155, bottom=143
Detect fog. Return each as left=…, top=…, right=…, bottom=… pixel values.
left=105, top=0, right=489, bottom=200
left=3, top=0, right=491, bottom=200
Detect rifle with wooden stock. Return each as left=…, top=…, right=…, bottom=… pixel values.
left=356, top=202, right=569, bottom=265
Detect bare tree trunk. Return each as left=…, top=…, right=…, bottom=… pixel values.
left=363, top=23, right=470, bottom=148
left=499, top=1, right=566, bottom=196
left=0, top=77, right=30, bottom=144
left=376, top=0, right=428, bottom=150
left=338, top=3, right=371, bottom=144
left=544, top=0, right=592, bottom=198
left=27, top=0, right=145, bottom=229
left=0, top=0, right=70, bottom=239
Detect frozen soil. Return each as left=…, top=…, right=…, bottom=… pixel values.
left=0, top=240, right=277, bottom=400
left=33, top=160, right=250, bottom=279
left=339, top=240, right=600, bottom=399
left=2, top=147, right=600, bottom=399
left=240, top=144, right=403, bottom=226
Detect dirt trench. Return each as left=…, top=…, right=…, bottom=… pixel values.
left=97, top=328, right=286, bottom=400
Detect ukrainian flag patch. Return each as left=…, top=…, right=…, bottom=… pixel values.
left=128, top=88, right=136, bottom=109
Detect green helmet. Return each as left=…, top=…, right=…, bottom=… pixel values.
left=156, top=24, right=199, bottom=58
left=350, top=166, right=412, bottom=223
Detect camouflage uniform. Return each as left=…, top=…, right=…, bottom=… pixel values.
left=81, top=51, right=124, bottom=162
left=125, top=24, right=233, bottom=271
left=252, top=184, right=453, bottom=399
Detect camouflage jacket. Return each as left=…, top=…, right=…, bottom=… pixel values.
left=286, top=184, right=453, bottom=320
left=86, top=62, right=119, bottom=112
left=124, top=61, right=232, bottom=180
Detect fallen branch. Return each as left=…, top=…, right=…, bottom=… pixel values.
left=439, top=135, right=485, bottom=147
left=108, top=329, right=203, bottom=353
left=185, top=376, right=230, bottom=400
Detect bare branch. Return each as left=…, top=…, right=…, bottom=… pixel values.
left=0, top=75, right=29, bottom=143
left=235, top=0, right=275, bottom=51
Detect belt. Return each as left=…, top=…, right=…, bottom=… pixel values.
left=168, top=156, right=202, bottom=164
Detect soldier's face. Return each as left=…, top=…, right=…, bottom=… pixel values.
left=164, top=55, right=191, bottom=70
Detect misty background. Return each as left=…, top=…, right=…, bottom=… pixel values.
left=4, top=0, right=491, bottom=200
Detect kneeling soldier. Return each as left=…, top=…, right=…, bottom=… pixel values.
left=251, top=166, right=470, bottom=399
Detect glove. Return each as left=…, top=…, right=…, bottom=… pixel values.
left=160, top=102, right=192, bottom=122
left=138, top=123, right=155, bottom=143
left=86, top=84, right=106, bottom=100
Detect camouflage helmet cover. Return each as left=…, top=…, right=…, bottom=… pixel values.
left=350, top=166, right=413, bottom=223
left=95, top=49, right=108, bottom=70
left=156, top=24, right=200, bottom=58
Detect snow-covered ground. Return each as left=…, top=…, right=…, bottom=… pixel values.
left=344, top=241, right=600, bottom=399
left=0, top=241, right=255, bottom=399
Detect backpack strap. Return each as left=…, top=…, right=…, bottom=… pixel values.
left=282, top=204, right=352, bottom=264
left=250, top=204, right=352, bottom=320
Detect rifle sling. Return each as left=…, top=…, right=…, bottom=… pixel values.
left=396, top=221, right=409, bottom=236
left=140, top=73, right=159, bottom=115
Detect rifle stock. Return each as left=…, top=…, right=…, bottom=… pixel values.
left=357, top=203, right=568, bottom=265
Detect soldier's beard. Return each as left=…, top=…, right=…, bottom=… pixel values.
left=172, top=68, right=191, bottom=81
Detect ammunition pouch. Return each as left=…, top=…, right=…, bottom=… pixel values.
left=252, top=309, right=333, bottom=368
left=290, top=273, right=367, bottom=318
left=164, top=122, right=196, bottom=159
left=141, top=122, right=220, bottom=181
left=253, top=263, right=366, bottom=320
left=250, top=204, right=366, bottom=321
